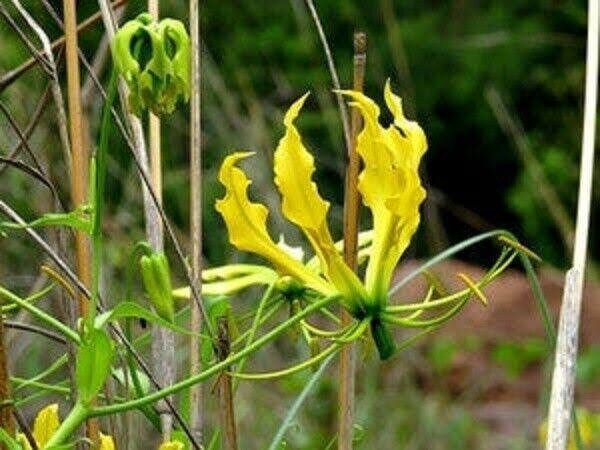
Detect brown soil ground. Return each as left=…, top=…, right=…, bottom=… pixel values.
left=392, top=260, right=600, bottom=443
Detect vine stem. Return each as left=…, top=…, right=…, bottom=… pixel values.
left=91, top=296, right=337, bottom=417
left=339, top=31, right=366, bottom=450
left=44, top=402, right=88, bottom=449
left=28, top=296, right=337, bottom=448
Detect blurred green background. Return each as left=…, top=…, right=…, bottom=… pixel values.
left=1, top=1, right=599, bottom=449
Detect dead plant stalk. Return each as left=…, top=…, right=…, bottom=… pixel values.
left=189, top=0, right=205, bottom=444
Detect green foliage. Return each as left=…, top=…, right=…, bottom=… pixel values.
left=577, top=346, right=600, bottom=387
left=427, top=339, right=458, bottom=375
left=76, top=329, right=115, bottom=405
left=491, top=339, right=547, bottom=378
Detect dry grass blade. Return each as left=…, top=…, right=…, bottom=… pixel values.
left=0, top=0, right=128, bottom=93
left=304, top=0, right=351, bottom=151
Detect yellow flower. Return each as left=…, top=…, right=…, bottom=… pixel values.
left=158, top=441, right=185, bottom=450
left=539, top=409, right=599, bottom=450
left=16, top=404, right=116, bottom=450
left=213, top=81, right=426, bottom=358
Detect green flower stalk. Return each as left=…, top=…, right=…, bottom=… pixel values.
left=112, top=13, right=190, bottom=116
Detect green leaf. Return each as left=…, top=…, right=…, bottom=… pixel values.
left=95, top=301, right=200, bottom=337
left=76, top=329, right=115, bottom=405
left=0, top=428, right=22, bottom=450
left=0, top=206, right=92, bottom=234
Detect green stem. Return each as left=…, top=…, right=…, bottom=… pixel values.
left=90, top=295, right=337, bottom=417
left=0, top=286, right=80, bottom=344
left=44, top=401, right=88, bottom=448
left=370, top=318, right=396, bottom=360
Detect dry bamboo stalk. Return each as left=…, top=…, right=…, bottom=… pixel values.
left=146, top=0, right=174, bottom=442
left=62, top=0, right=99, bottom=442
left=545, top=0, right=598, bottom=449
left=189, top=0, right=205, bottom=444
left=0, top=312, right=14, bottom=450
left=216, top=318, right=238, bottom=450
left=338, top=32, right=366, bottom=450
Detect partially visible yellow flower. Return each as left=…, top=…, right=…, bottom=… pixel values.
left=212, top=81, right=426, bottom=358
left=32, top=403, right=59, bottom=448
left=15, top=404, right=116, bottom=450
left=100, top=432, right=117, bottom=450
left=158, top=441, right=184, bottom=450
left=539, top=409, right=598, bottom=450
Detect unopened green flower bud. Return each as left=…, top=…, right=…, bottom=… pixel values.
left=112, top=13, right=190, bottom=116
left=140, top=252, right=174, bottom=323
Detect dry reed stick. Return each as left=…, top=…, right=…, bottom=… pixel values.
left=0, top=313, right=14, bottom=450
left=189, top=0, right=205, bottom=445
left=545, top=0, right=598, bottom=449
left=338, top=32, right=366, bottom=450
left=62, top=0, right=99, bottom=442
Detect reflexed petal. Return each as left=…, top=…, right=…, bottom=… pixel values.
left=215, top=152, right=333, bottom=296
left=273, top=95, right=368, bottom=312
left=339, top=85, right=427, bottom=304
left=173, top=269, right=278, bottom=298
left=32, top=404, right=60, bottom=448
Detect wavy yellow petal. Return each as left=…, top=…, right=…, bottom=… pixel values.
left=340, top=86, right=427, bottom=303
left=215, top=152, right=333, bottom=296
left=273, top=95, right=367, bottom=313
left=32, top=403, right=60, bottom=448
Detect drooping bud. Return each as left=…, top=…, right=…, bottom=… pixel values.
left=112, top=13, right=190, bottom=116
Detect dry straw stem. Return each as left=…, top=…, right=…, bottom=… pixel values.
left=189, top=0, right=205, bottom=444
left=339, top=31, right=366, bottom=450
left=545, top=0, right=598, bottom=449
left=0, top=0, right=128, bottom=93
left=217, top=318, right=238, bottom=450
left=8, top=0, right=72, bottom=176
left=304, top=0, right=351, bottom=151
left=485, top=86, right=575, bottom=256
